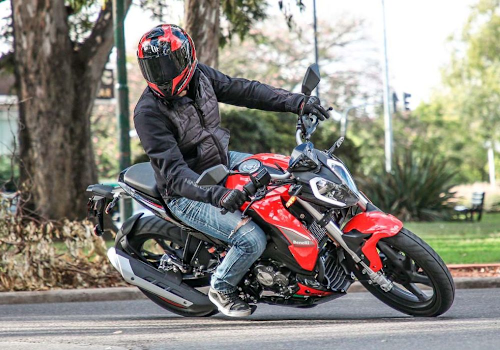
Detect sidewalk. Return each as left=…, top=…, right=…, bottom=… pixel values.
left=1, top=277, right=499, bottom=305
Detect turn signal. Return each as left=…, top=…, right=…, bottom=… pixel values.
left=286, top=196, right=297, bottom=208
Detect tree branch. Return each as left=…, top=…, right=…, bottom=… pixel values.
left=78, top=0, right=132, bottom=83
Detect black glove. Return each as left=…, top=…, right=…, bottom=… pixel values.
left=299, top=96, right=330, bottom=121
left=219, top=189, right=248, bottom=213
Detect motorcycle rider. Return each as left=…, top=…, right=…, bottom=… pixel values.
left=134, top=24, right=329, bottom=317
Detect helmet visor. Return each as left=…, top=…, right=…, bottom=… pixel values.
left=138, top=42, right=190, bottom=85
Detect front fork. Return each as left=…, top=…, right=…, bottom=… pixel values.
left=297, top=198, right=397, bottom=292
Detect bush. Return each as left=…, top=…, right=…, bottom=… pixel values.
left=221, top=108, right=362, bottom=171
left=0, top=155, right=18, bottom=192
left=359, top=150, right=457, bottom=222
left=0, top=196, right=125, bottom=291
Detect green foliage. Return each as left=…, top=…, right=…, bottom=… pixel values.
left=360, top=150, right=457, bottom=222
left=67, top=0, right=103, bottom=44
left=420, top=0, right=500, bottom=183
left=0, top=155, right=18, bottom=192
left=220, top=107, right=361, bottom=171
left=91, top=106, right=119, bottom=180
left=407, top=213, right=500, bottom=264
left=220, top=0, right=268, bottom=46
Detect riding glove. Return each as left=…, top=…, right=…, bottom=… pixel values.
left=219, top=189, right=248, bottom=213
left=299, top=96, right=330, bottom=121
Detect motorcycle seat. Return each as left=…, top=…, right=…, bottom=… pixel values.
left=123, top=162, right=161, bottom=199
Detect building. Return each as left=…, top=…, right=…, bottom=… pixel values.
left=0, top=73, right=17, bottom=156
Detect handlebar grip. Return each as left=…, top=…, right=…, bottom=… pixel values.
left=243, top=181, right=257, bottom=197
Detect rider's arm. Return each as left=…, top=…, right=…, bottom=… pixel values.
left=198, top=63, right=304, bottom=113
left=134, top=112, right=228, bottom=205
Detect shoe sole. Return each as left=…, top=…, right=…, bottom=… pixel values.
left=208, top=293, right=252, bottom=317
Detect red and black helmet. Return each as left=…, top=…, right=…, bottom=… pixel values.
left=137, top=24, right=197, bottom=98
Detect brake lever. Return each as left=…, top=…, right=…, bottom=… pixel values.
left=241, top=187, right=267, bottom=218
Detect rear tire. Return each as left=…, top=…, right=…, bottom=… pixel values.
left=125, top=216, right=218, bottom=317
left=356, top=228, right=455, bottom=317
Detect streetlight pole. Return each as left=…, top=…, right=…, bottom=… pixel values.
left=113, top=0, right=132, bottom=221
left=340, top=105, right=364, bottom=138
left=381, top=0, right=393, bottom=173
left=313, top=0, right=320, bottom=99
left=487, top=142, right=496, bottom=187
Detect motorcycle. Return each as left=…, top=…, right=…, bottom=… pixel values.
left=87, top=64, right=454, bottom=317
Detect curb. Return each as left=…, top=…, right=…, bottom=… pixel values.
left=0, top=287, right=147, bottom=305
left=1, top=277, right=499, bottom=305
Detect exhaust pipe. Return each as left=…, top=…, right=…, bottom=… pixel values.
left=108, top=247, right=216, bottom=313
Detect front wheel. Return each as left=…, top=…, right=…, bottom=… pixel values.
left=355, top=228, right=455, bottom=317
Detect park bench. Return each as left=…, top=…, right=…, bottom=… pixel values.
left=454, top=191, right=485, bottom=222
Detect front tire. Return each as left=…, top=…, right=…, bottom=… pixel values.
left=356, top=228, right=455, bottom=317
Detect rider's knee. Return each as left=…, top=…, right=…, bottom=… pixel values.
left=235, top=224, right=267, bottom=256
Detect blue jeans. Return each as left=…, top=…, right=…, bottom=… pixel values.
left=168, top=151, right=267, bottom=294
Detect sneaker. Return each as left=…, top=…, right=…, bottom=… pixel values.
left=208, top=287, right=252, bottom=317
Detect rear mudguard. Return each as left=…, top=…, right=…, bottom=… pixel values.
left=108, top=247, right=216, bottom=315
left=343, top=212, right=403, bottom=272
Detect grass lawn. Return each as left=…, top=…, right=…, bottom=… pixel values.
left=52, top=214, right=500, bottom=265
left=406, top=213, right=500, bottom=264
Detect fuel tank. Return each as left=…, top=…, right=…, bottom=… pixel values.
left=225, top=153, right=319, bottom=271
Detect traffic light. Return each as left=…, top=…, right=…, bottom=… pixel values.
left=392, top=92, right=399, bottom=113
left=403, top=92, right=411, bottom=111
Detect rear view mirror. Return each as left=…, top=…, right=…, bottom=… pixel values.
left=196, top=164, right=230, bottom=186
left=301, top=64, right=321, bottom=96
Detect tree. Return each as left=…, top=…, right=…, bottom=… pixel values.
left=219, top=16, right=377, bottom=109
left=10, top=0, right=131, bottom=220
left=184, top=0, right=220, bottom=67
left=184, top=0, right=267, bottom=67
left=418, top=0, right=500, bottom=183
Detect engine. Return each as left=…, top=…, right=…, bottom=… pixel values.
left=318, top=244, right=354, bottom=292
left=253, top=262, right=292, bottom=294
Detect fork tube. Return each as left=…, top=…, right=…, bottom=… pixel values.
left=296, top=198, right=361, bottom=263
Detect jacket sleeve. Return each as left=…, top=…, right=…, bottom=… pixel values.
left=134, top=112, right=227, bottom=205
left=198, top=64, right=304, bottom=113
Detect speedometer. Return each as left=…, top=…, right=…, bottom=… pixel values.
left=238, top=159, right=262, bottom=173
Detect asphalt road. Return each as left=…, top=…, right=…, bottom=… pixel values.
left=0, top=289, right=499, bottom=350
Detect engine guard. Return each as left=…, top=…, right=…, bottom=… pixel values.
left=343, top=211, right=403, bottom=272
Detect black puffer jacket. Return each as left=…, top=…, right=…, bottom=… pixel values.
left=133, top=63, right=304, bottom=207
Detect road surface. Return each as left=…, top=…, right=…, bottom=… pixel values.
left=0, top=288, right=499, bottom=350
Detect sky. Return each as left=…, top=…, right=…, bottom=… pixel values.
left=123, top=0, right=477, bottom=109
left=0, top=0, right=477, bottom=109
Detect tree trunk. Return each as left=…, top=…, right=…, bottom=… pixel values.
left=11, top=0, right=130, bottom=220
left=184, top=0, right=220, bottom=68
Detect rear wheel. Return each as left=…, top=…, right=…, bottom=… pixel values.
left=125, top=216, right=217, bottom=317
left=356, top=228, right=455, bottom=317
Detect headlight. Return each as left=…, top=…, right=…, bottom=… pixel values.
left=326, top=159, right=360, bottom=195
left=310, top=178, right=348, bottom=207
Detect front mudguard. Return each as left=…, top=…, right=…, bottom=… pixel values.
left=343, top=211, right=403, bottom=272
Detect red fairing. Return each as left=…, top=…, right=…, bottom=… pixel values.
left=225, top=153, right=319, bottom=271
left=343, top=212, right=403, bottom=272
left=295, top=283, right=333, bottom=297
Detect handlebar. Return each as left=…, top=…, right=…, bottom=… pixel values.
left=297, top=114, right=320, bottom=145
left=270, top=171, right=291, bottom=180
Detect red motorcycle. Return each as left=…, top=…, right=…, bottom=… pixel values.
left=87, top=65, right=454, bottom=317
